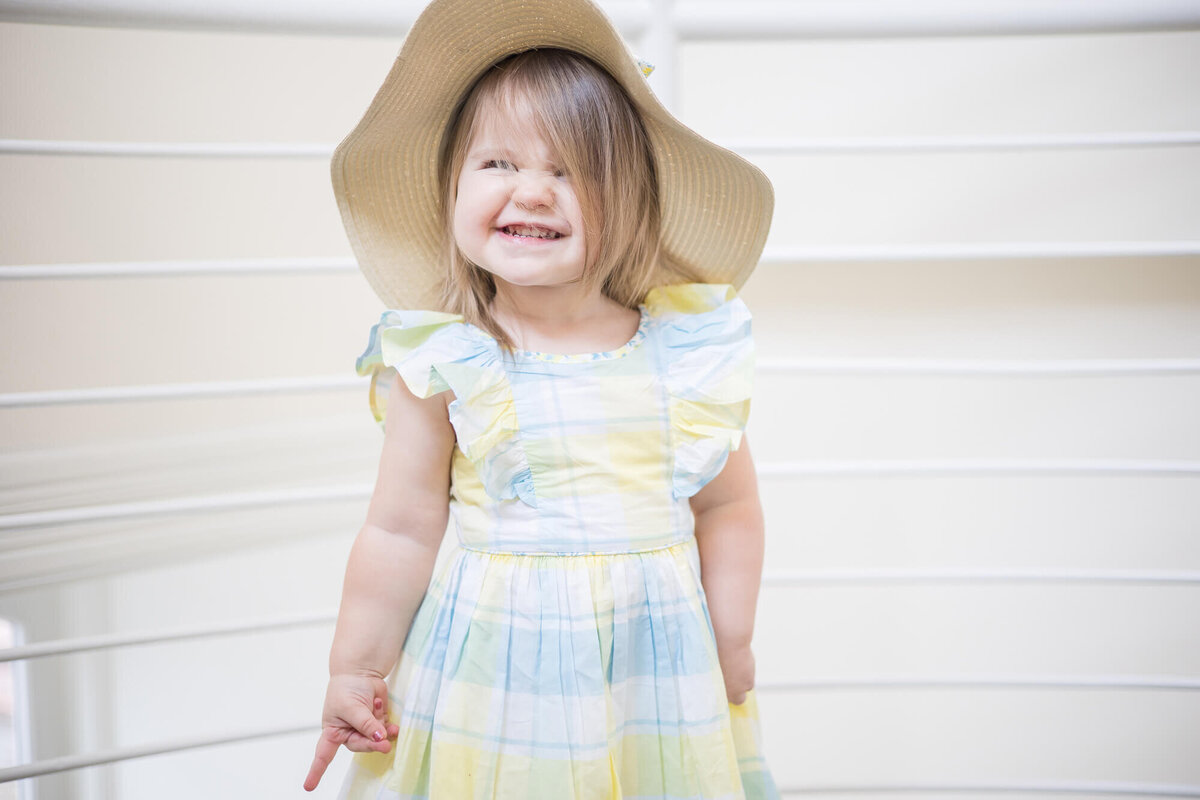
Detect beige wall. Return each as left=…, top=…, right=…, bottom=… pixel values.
left=1, top=11, right=1198, bottom=800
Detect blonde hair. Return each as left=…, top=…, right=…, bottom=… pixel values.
left=435, top=48, right=696, bottom=352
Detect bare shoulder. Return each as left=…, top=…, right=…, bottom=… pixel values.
left=365, top=372, right=457, bottom=539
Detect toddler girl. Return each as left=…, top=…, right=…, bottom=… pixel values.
left=304, top=0, right=778, bottom=797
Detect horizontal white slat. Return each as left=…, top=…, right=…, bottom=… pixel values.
left=758, top=459, right=1200, bottom=477
left=0, top=611, right=334, bottom=663
left=672, top=0, right=1200, bottom=39
left=1, top=724, right=1197, bottom=795
left=757, top=675, right=1200, bottom=691
left=0, top=485, right=370, bottom=530
left=1, top=0, right=1195, bottom=37
left=0, top=256, right=353, bottom=279
left=4, top=460, right=1198, bottom=530
left=4, top=241, right=1197, bottom=282
left=756, top=358, right=1200, bottom=376
left=0, top=0, right=650, bottom=36
left=777, top=780, right=1200, bottom=797
left=760, top=241, right=1200, bottom=263
left=0, top=375, right=361, bottom=408
left=0, top=139, right=332, bottom=158
left=0, top=722, right=313, bottom=783
left=761, top=568, right=1200, bottom=587
left=4, top=460, right=1197, bottom=530
left=3, top=359, right=1198, bottom=408
left=4, top=131, right=1197, bottom=159
left=6, top=568, right=1199, bottom=660
left=727, top=131, right=1200, bottom=154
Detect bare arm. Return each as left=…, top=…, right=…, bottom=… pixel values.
left=330, top=371, right=456, bottom=677
left=304, top=371, right=456, bottom=791
left=689, top=435, right=765, bottom=704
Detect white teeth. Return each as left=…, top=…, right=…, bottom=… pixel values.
left=505, top=225, right=560, bottom=239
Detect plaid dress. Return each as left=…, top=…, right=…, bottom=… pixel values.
left=340, top=283, right=779, bottom=800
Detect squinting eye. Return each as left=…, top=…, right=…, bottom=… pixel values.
left=485, top=159, right=515, bottom=170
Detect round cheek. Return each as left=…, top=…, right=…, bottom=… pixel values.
left=570, top=196, right=598, bottom=267
left=450, top=200, right=465, bottom=246
left=450, top=177, right=473, bottom=253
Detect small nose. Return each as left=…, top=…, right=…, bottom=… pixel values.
left=513, top=172, right=555, bottom=210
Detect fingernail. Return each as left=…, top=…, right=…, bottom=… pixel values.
left=372, top=730, right=383, bottom=742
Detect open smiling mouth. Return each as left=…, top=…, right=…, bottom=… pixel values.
left=501, top=225, right=562, bottom=240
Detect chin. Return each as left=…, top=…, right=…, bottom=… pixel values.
left=491, top=273, right=584, bottom=290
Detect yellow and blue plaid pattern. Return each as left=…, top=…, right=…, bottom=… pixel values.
left=344, top=283, right=778, bottom=799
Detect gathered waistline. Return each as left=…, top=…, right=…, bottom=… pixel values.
left=456, top=536, right=693, bottom=558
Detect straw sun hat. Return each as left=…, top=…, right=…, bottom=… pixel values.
left=331, top=0, right=775, bottom=311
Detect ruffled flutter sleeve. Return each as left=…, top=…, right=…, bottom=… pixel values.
left=645, top=283, right=755, bottom=499
left=353, top=310, right=532, bottom=505
left=353, top=309, right=467, bottom=430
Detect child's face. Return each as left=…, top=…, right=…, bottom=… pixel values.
left=452, top=107, right=589, bottom=294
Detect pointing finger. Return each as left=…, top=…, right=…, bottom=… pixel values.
left=303, top=728, right=339, bottom=792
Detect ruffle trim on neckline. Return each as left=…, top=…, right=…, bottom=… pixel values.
left=463, top=307, right=650, bottom=363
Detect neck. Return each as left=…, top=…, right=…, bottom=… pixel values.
left=490, top=281, right=612, bottom=327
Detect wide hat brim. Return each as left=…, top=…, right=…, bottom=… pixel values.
left=331, top=0, right=775, bottom=311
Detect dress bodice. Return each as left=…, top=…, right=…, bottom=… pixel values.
left=354, top=282, right=754, bottom=554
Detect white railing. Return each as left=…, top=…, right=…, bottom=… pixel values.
left=3, top=458, right=1199, bottom=530
left=4, top=240, right=1200, bottom=281
left=0, top=724, right=314, bottom=783
left=3, top=131, right=1199, bottom=161
left=2, top=356, right=1199, bottom=408
left=2, top=606, right=1199, bottom=789
left=2, top=0, right=1198, bottom=37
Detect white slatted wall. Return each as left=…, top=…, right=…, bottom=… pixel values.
left=1, top=1, right=1198, bottom=798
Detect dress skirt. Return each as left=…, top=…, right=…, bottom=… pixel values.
left=337, top=537, right=779, bottom=800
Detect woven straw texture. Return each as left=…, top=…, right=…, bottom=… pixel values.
left=331, top=0, right=774, bottom=311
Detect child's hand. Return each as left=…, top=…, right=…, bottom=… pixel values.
left=303, top=673, right=400, bottom=792
left=717, top=642, right=756, bottom=706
